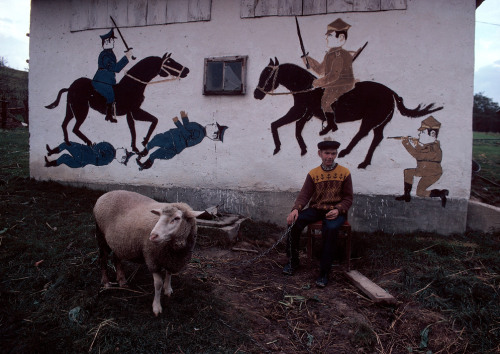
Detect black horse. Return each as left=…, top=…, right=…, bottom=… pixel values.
left=254, top=58, right=443, bottom=168
left=46, top=53, right=189, bottom=153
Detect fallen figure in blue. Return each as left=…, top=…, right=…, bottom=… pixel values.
left=136, top=111, right=227, bottom=170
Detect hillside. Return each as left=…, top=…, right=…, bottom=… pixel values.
left=0, top=65, right=29, bottom=126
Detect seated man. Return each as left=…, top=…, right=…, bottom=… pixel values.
left=284, top=140, right=353, bottom=287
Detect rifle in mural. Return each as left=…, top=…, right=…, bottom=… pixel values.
left=110, top=16, right=136, bottom=60
left=387, top=136, right=419, bottom=144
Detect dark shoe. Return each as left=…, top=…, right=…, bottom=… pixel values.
left=395, top=194, right=411, bottom=202
left=44, top=156, right=57, bottom=167
left=315, top=274, right=328, bottom=288
left=45, top=144, right=60, bottom=156
left=430, top=189, right=449, bottom=208
left=282, top=262, right=299, bottom=276
left=137, top=158, right=153, bottom=171
left=105, top=103, right=118, bottom=123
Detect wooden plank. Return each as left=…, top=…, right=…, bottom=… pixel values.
left=166, top=0, right=188, bottom=23
left=255, top=0, right=279, bottom=17
left=303, top=0, right=327, bottom=15
left=89, top=0, right=109, bottom=29
left=240, top=0, right=256, bottom=18
left=188, top=0, right=212, bottom=22
left=381, top=0, right=406, bottom=10
left=345, top=270, right=397, bottom=304
left=147, top=0, right=168, bottom=25
left=71, top=0, right=90, bottom=32
left=108, top=0, right=127, bottom=28
left=278, top=0, right=302, bottom=16
left=128, top=0, right=147, bottom=26
left=326, top=0, right=353, bottom=13
left=354, top=0, right=380, bottom=11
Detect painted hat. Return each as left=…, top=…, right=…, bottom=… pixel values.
left=326, top=18, right=351, bottom=35
left=215, top=123, right=228, bottom=142
left=318, top=140, right=340, bottom=150
left=418, top=116, right=441, bottom=131
left=100, top=29, right=116, bottom=40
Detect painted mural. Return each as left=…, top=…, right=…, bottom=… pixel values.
left=390, top=116, right=449, bottom=207
left=45, top=22, right=190, bottom=154
left=136, top=111, right=227, bottom=170
left=44, top=141, right=133, bottom=168
left=254, top=18, right=444, bottom=170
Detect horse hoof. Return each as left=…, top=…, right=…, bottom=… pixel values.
left=301, top=149, right=307, bottom=156
left=273, top=148, right=280, bottom=155
left=338, top=150, right=347, bottom=158
left=357, top=162, right=369, bottom=169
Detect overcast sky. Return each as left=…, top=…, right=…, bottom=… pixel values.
left=1, top=0, right=499, bottom=103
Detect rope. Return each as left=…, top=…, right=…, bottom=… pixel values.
left=125, top=73, right=179, bottom=85
left=226, top=221, right=295, bottom=267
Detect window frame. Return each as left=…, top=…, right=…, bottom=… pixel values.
left=203, top=55, right=248, bottom=96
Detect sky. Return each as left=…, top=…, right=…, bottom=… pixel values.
left=0, top=0, right=499, bottom=103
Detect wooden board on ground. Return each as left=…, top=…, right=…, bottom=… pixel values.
left=345, top=270, right=397, bottom=304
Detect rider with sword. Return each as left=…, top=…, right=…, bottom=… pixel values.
left=92, top=22, right=134, bottom=123
left=298, top=18, right=366, bottom=135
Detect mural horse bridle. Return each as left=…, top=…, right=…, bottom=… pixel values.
left=254, top=58, right=443, bottom=168
left=45, top=53, right=189, bottom=153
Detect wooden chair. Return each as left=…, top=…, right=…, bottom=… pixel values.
left=306, top=220, right=351, bottom=271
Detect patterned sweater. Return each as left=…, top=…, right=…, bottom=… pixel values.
left=293, top=164, right=353, bottom=214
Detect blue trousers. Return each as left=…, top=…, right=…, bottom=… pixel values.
left=287, top=208, right=346, bottom=274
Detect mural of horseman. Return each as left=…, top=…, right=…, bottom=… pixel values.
left=254, top=18, right=443, bottom=168
left=254, top=59, right=443, bottom=168
left=45, top=28, right=189, bottom=153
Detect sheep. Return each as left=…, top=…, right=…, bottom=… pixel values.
left=93, top=190, right=197, bottom=316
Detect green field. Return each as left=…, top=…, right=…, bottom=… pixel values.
left=472, top=132, right=500, bottom=206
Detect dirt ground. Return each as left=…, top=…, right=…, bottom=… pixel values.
left=180, top=231, right=466, bottom=353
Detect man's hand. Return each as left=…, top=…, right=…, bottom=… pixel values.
left=287, top=209, right=298, bottom=225
left=125, top=49, right=134, bottom=60
left=326, top=209, right=339, bottom=220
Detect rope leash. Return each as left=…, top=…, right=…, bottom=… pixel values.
left=212, top=221, right=295, bottom=267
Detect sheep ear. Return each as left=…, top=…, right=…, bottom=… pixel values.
left=151, top=209, right=162, bottom=216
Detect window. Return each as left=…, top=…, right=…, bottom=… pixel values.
left=203, top=56, right=247, bottom=95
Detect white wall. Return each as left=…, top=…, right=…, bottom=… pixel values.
left=29, top=0, right=475, bottom=230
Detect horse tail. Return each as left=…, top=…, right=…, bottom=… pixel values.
left=394, top=93, right=443, bottom=118
left=45, top=88, right=69, bottom=109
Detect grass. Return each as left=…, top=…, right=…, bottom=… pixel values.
left=472, top=131, right=500, bottom=206
left=1, top=127, right=499, bottom=353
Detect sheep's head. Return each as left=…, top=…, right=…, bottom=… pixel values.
left=149, top=206, right=185, bottom=243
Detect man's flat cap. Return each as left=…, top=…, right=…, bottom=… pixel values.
left=318, top=140, right=340, bottom=150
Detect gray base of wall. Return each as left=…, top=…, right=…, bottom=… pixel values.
left=466, top=200, right=500, bottom=233
left=77, top=182, right=474, bottom=235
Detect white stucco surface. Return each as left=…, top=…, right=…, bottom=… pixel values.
left=29, top=0, right=475, bottom=203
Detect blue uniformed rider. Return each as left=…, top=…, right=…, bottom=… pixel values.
left=92, top=29, right=133, bottom=123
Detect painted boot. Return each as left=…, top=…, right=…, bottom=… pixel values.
left=136, top=158, right=153, bottom=171
left=105, top=103, right=117, bottom=123
left=44, top=156, right=57, bottom=167
left=46, top=144, right=60, bottom=156
left=430, top=189, right=449, bottom=208
left=395, top=182, right=412, bottom=202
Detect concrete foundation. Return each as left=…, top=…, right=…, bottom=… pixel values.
left=73, top=182, right=472, bottom=235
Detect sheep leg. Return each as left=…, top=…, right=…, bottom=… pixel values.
left=152, top=272, right=163, bottom=316
left=164, top=271, right=173, bottom=296
left=113, top=255, right=128, bottom=288
left=96, top=223, right=112, bottom=288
